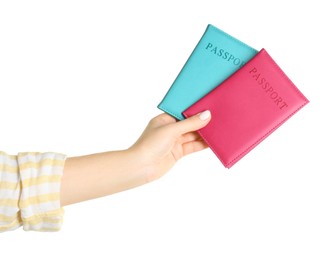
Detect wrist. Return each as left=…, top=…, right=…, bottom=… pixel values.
left=126, top=145, right=159, bottom=184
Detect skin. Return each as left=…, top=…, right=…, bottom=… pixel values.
left=60, top=111, right=211, bottom=206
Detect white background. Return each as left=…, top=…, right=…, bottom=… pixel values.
left=1, top=0, right=332, bottom=259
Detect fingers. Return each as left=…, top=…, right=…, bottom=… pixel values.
left=173, top=110, right=211, bottom=135
left=182, top=140, right=209, bottom=156
left=181, top=132, right=203, bottom=143
left=148, top=113, right=177, bottom=128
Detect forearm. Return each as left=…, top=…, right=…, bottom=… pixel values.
left=60, top=149, right=149, bottom=206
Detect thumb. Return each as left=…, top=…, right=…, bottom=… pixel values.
left=174, top=110, right=211, bottom=135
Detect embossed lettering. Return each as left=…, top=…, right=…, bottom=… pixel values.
left=234, top=58, right=241, bottom=66
left=228, top=54, right=234, bottom=61
left=252, top=73, right=260, bottom=81
left=263, top=82, right=269, bottom=90
left=249, top=67, right=288, bottom=110
left=211, top=47, right=218, bottom=54
left=279, top=102, right=288, bottom=109
left=205, top=43, right=213, bottom=49
left=274, top=97, right=283, bottom=106
left=259, top=77, right=265, bottom=85
left=205, top=42, right=246, bottom=68
left=266, top=86, right=274, bottom=94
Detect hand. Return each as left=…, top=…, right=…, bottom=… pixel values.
left=130, top=110, right=211, bottom=182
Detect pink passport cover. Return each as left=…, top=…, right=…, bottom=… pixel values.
left=183, top=48, right=309, bottom=168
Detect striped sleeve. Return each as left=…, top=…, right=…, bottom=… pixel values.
left=0, top=151, right=66, bottom=232
left=0, top=152, right=22, bottom=232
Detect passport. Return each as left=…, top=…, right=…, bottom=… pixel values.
left=183, top=49, right=309, bottom=168
left=158, top=24, right=258, bottom=120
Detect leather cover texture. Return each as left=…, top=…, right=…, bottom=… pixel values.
left=183, top=49, right=309, bottom=168
left=158, top=24, right=258, bottom=120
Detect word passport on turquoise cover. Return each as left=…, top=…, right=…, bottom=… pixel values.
left=158, top=24, right=258, bottom=120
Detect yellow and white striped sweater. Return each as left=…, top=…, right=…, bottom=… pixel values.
left=0, top=151, right=66, bottom=232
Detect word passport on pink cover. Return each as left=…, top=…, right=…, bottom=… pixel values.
left=183, top=48, right=309, bottom=168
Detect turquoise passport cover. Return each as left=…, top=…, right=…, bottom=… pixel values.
left=158, top=24, right=258, bottom=120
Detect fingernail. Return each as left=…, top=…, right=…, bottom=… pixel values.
left=199, top=110, right=211, bottom=121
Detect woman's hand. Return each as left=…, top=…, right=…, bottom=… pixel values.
left=130, top=111, right=211, bottom=182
